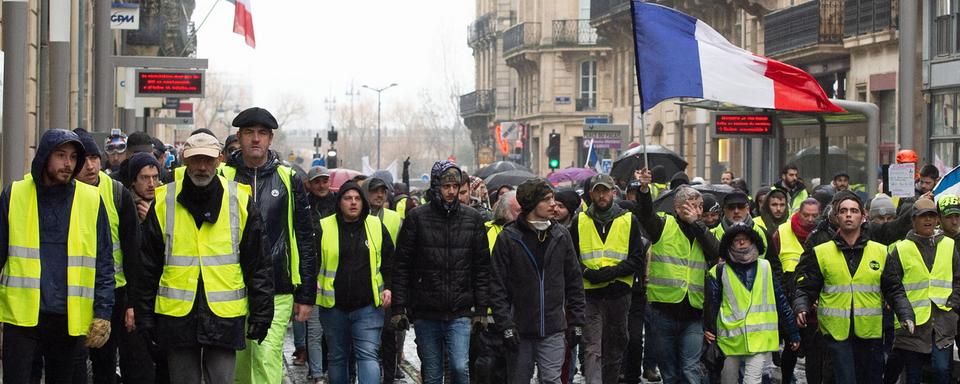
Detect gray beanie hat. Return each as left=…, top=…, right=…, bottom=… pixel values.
left=869, top=194, right=896, bottom=218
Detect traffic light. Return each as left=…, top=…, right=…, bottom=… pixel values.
left=326, top=148, right=338, bottom=169
left=547, top=133, right=561, bottom=170
left=328, top=128, right=338, bottom=143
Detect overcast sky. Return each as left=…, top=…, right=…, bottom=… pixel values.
left=194, top=0, right=476, bottom=130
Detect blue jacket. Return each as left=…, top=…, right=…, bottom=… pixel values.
left=705, top=261, right=800, bottom=343
left=0, top=129, right=114, bottom=320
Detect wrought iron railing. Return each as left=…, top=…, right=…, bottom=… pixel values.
left=764, top=0, right=844, bottom=57
left=553, top=19, right=599, bottom=45
left=503, top=22, right=542, bottom=55
left=843, top=0, right=895, bottom=37
left=590, top=0, right=630, bottom=21
left=460, top=90, right=496, bottom=116
left=576, top=97, right=597, bottom=112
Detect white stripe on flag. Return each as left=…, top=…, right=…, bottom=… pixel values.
left=694, top=20, right=775, bottom=109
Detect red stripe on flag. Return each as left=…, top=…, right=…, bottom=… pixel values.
left=232, top=2, right=255, bottom=48
left=764, top=58, right=843, bottom=113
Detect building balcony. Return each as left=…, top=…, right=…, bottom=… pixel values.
left=468, top=13, right=496, bottom=46
left=460, top=90, right=496, bottom=118
left=763, top=0, right=846, bottom=64
left=576, top=97, right=597, bottom=112
left=843, top=0, right=895, bottom=38
left=503, top=22, right=542, bottom=56
left=591, top=0, right=630, bottom=22
left=553, top=19, right=600, bottom=45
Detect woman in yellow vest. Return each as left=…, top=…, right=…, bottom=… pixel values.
left=316, top=181, right=395, bottom=384
left=0, top=129, right=114, bottom=383
left=883, top=198, right=960, bottom=384
left=704, top=224, right=799, bottom=384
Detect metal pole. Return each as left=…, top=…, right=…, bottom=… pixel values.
left=77, top=0, right=87, bottom=128
left=750, top=138, right=763, bottom=194
left=3, top=0, right=29, bottom=185
left=696, top=108, right=707, bottom=179
left=94, top=0, right=113, bottom=132
left=377, top=91, right=382, bottom=169
left=818, top=116, right=829, bottom=186
left=49, top=0, right=71, bottom=129
left=831, top=99, right=880, bottom=198
left=898, top=0, right=917, bottom=151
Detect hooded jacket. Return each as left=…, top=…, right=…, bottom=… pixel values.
left=318, top=181, right=394, bottom=311
left=224, top=149, right=317, bottom=305
left=704, top=224, right=799, bottom=343
left=488, top=219, right=586, bottom=337
left=773, top=178, right=807, bottom=210
left=135, top=173, right=274, bottom=350
left=392, top=162, right=493, bottom=320
left=0, top=129, right=115, bottom=320
left=883, top=230, right=960, bottom=353
left=759, top=189, right=790, bottom=230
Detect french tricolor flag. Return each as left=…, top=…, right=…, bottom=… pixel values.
left=227, top=0, right=256, bottom=48
left=631, top=2, right=843, bottom=113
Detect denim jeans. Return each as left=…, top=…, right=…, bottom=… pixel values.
left=824, top=336, right=884, bottom=384
left=900, top=344, right=953, bottom=384
left=318, top=305, right=384, bottom=384
left=293, top=318, right=306, bottom=349
left=414, top=317, right=472, bottom=384
left=645, top=304, right=704, bottom=384
left=306, top=304, right=325, bottom=376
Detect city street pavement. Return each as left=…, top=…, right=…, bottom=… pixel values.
left=281, top=324, right=805, bottom=384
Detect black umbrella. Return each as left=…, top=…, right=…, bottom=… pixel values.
left=610, top=145, right=688, bottom=182
left=484, top=170, right=538, bottom=192
left=787, top=146, right=867, bottom=184
left=653, top=184, right=736, bottom=215
left=474, top=161, right=532, bottom=179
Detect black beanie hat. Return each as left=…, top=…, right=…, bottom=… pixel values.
left=555, top=190, right=581, bottom=215
left=516, top=178, right=554, bottom=215
left=127, top=131, right=154, bottom=154
left=127, top=152, right=161, bottom=183
left=72, top=128, right=101, bottom=158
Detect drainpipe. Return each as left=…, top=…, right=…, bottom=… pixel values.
left=3, top=0, right=29, bottom=185
left=49, top=0, right=71, bottom=129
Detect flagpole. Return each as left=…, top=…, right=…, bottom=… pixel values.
left=629, top=0, right=650, bottom=171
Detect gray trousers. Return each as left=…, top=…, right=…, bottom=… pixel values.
left=512, top=331, right=567, bottom=384
left=167, top=346, right=237, bottom=384
left=583, top=293, right=632, bottom=384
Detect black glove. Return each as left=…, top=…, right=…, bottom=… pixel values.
left=582, top=268, right=601, bottom=283
left=567, top=326, right=583, bottom=348
left=583, top=267, right=618, bottom=283
left=391, top=314, right=410, bottom=331
left=246, top=321, right=270, bottom=344
left=503, top=327, right=519, bottom=351
left=403, top=157, right=411, bottom=169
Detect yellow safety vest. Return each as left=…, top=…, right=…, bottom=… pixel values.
left=895, top=238, right=955, bottom=326
left=648, top=213, right=706, bottom=308
left=577, top=212, right=634, bottom=289
left=815, top=240, right=887, bottom=340
left=712, top=222, right=768, bottom=260
left=220, top=164, right=301, bottom=286
left=0, top=176, right=101, bottom=335
left=485, top=222, right=504, bottom=255
left=711, top=260, right=780, bottom=356
left=778, top=221, right=803, bottom=273
left=396, top=197, right=408, bottom=220
left=154, top=176, right=250, bottom=318
left=316, top=215, right=384, bottom=308
left=93, top=172, right=125, bottom=288
left=380, top=208, right=402, bottom=245
left=790, top=189, right=809, bottom=212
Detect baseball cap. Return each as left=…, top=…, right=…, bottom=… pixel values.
left=913, top=198, right=939, bottom=217
left=589, top=174, right=615, bottom=191
left=307, top=166, right=330, bottom=181
left=939, top=194, right=960, bottom=216
left=182, top=133, right=221, bottom=159
left=723, top=191, right=750, bottom=207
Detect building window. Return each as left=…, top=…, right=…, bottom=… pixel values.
left=935, top=0, right=955, bottom=56
left=578, top=60, right=597, bottom=111
left=931, top=91, right=960, bottom=168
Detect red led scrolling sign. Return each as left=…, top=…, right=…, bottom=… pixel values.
left=713, top=113, right=775, bottom=138
left=135, top=69, right=205, bottom=98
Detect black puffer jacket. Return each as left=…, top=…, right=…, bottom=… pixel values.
left=224, top=150, right=317, bottom=305
left=392, top=168, right=491, bottom=321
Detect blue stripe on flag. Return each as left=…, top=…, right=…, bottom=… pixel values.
left=632, top=2, right=704, bottom=112
left=935, top=165, right=960, bottom=196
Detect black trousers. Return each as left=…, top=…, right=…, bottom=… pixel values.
left=619, top=288, right=648, bottom=383
left=380, top=307, right=406, bottom=384
left=84, top=287, right=157, bottom=384
left=3, top=313, right=85, bottom=384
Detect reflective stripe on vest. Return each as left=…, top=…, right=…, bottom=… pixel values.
left=220, top=164, right=302, bottom=286
left=778, top=221, right=803, bottom=273
left=95, top=172, right=125, bottom=288
left=711, top=260, right=780, bottom=355
left=648, top=213, right=706, bottom=309
left=316, top=214, right=384, bottom=308
left=578, top=212, right=633, bottom=290
left=895, top=238, right=955, bottom=326
left=154, top=176, right=250, bottom=318
left=381, top=208, right=402, bottom=245
left=0, top=176, right=100, bottom=335
left=815, top=240, right=887, bottom=341
left=712, top=222, right=769, bottom=260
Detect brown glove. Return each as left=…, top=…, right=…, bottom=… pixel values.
left=84, top=318, right=111, bottom=348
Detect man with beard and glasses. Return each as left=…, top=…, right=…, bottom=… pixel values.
left=220, top=107, right=318, bottom=383
left=134, top=132, right=274, bottom=384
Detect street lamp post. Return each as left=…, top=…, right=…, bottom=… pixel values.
left=362, top=83, right=398, bottom=169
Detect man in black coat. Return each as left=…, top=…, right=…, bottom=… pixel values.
left=390, top=160, right=492, bottom=384
left=488, top=178, right=586, bottom=384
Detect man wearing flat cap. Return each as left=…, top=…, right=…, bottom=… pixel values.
left=135, top=132, right=274, bottom=384
left=219, top=107, right=318, bottom=383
